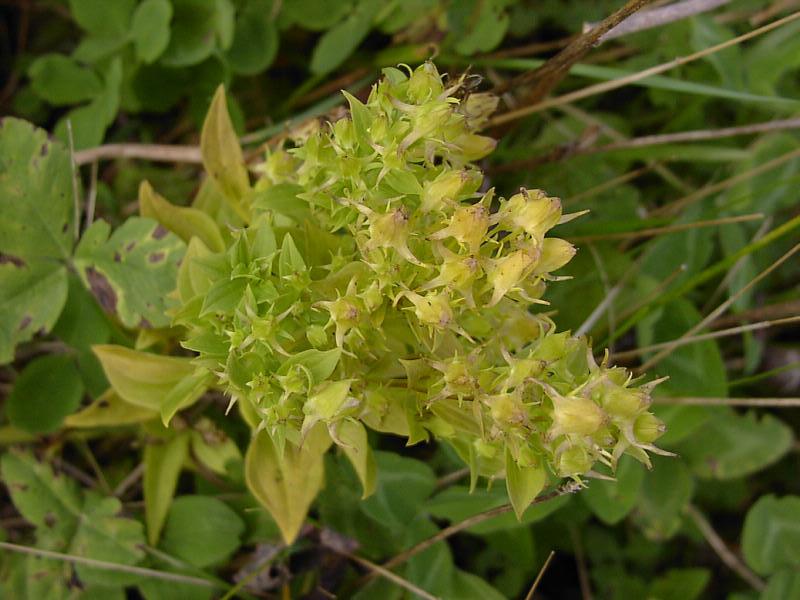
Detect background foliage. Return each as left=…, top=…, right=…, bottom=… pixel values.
left=1, top=0, right=800, bottom=598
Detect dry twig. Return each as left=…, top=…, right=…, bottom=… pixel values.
left=685, top=504, right=766, bottom=591
left=590, top=0, right=732, bottom=41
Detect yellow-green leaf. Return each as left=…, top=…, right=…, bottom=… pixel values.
left=200, top=86, right=250, bottom=222
left=245, top=425, right=331, bottom=543
left=139, top=180, right=225, bottom=252
left=144, top=427, right=190, bottom=545
left=190, top=418, right=242, bottom=475
left=505, top=449, right=546, bottom=520
left=92, top=344, right=196, bottom=410
left=160, top=370, right=213, bottom=426
left=334, top=419, right=376, bottom=498
left=65, top=389, right=158, bottom=428
left=176, top=237, right=215, bottom=304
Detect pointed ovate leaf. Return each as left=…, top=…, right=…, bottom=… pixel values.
left=144, top=429, right=191, bottom=545
left=69, top=0, right=135, bottom=37
left=278, top=234, right=306, bottom=279
left=245, top=425, right=332, bottom=544
left=633, top=456, right=695, bottom=540
left=74, top=218, right=185, bottom=329
left=505, top=449, right=546, bottom=520
left=309, top=0, right=381, bottom=75
left=139, top=181, right=225, bottom=252
left=200, top=86, right=250, bottom=216
left=677, top=413, right=793, bottom=480
left=648, top=568, right=711, bottom=600
left=65, top=389, right=158, bottom=428
left=360, top=452, right=436, bottom=532
left=278, top=348, right=342, bottom=385
left=93, top=344, right=196, bottom=410
left=160, top=370, right=213, bottom=426
left=160, top=495, right=245, bottom=567
left=6, top=354, right=84, bottom=434
left=302, top=380, right=353, bottom=435
left=177, top=237, right=215, bottom=303
left=742, top=495, right=800, bottom=575
left=252, top=183, right=310, bottom=223
left=227, top=9, right=278, bottom=75
left=581, top=456, right=645, bottom=525
left=0, top=118, right=74, bottom=363
left=28, top=54, right=103, bottom=105
left=334, top=419, right=376, bottom=498
left=131, top=0, right=173, bottom=63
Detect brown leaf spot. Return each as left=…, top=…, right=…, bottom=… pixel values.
left=148, top=251, right=165, bottom=263
left=18, top=315, right=32, bottom=331
left=113, top=251, right=122, bottom=263
left=40, top=143, right=48, bottom=157
left=44, top=512, right=57, bottom=528
left=0, top=252, right=26, bottom=268
left=86, top=267, right=118, bottom=314
left=125, top=241, right=136, bottom=252
left=152, top=225, right=169, bottom=240
left=98, top=399, right=110, bottom=408
left=138, top=317, right=152, bottom=329
left=10, top=482, right=28, bottom=492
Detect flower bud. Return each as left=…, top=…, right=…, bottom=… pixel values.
left=430, top=203, right=489, bottom=253
left=434, top=355, right=477, bottom=398
left=602, top=386, right=646, bottom=420
left=459, top=92, right=500, bottom=130
left=453, top=133, right=497, bottom=161
left=557, top=445, right=592, bottom=477
left=319, top=295, right=363, bottom=347
left=306, top=325, right=328, bottom=348
left=420, top=170, right=481, bottom=213
left=367, top=206, right=421, bottom=265
left=404, top=291, right=454, bottom=331
left=485, top=249, right=537, bottom=307
left=552, top=396, right=606, bottom=436
left=633, top=413, right=665, bottom=443
left=534, top=238, right=576, bottom=275
left=495, top=190, right=562, bottom=240
left=474, top=438, right=498, bottom=459
left=275, top=364, right=308, bottom=396
left=258, top=149, right=298, bottom=185
left=407, top=62, right=445, bottom=103
left=487, top=392, right=526, bottom=426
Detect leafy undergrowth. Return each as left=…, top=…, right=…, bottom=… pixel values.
left=1, top=1, right=800, bottom=599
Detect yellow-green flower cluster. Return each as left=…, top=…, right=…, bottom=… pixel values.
left=176, top=63, right=665, bottom=501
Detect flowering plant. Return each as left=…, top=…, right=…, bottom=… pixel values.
left=142, top=63, right=666, bottom=541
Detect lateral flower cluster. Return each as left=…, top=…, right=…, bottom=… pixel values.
left=175, top=63, right=666, bottom=516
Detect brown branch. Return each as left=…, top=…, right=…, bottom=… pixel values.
left=686, top=504, right=766, bottom=591
left=353, top=482, right=581, bottom=593
left=635, top=243, right=800, bottom=374
left=589, top=0, right=733, bottom=42
left=654, top=397, right=800, bottom=406
left=652, top=146, right=800, bottom=217
left=74, top=144, right=203, bottom=166
left=342, top=551, right=440, bottom=600
left=492, top=117, right=800, bottom=174
left=568, top=213, right=764, bottom=243
left=610, top=316, right=800, bottom=361
left=711, top=300, right=800, bottom=329
left=496, top=0, right=658, bottom=101
left=490, top=11, right=800, bottom=127
left=525, top=551, right=556, bottom=600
